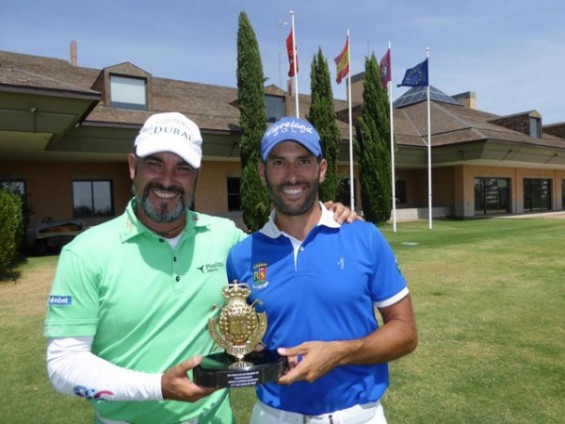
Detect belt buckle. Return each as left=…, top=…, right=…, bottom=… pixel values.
left=304, top=414, right=334, bottom=424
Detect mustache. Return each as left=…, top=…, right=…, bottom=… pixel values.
left=280, top=182, right=306, bottom=188
left=144, top=182, right=185, bottom=196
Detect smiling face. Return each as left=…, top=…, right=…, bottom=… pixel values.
left=260, top=141, right=326, bottom=217
left=128, top=151, right=198, bottom=230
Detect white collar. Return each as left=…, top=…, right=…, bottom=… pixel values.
left=259, top=202, right=341, bottom=239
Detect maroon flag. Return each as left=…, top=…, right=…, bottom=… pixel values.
left=286, top=29, right=298, bottom=77
left=380, top=48, right=391, bottom=89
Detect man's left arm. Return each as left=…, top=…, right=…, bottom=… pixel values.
left=277, top=295, right=418, bottom=384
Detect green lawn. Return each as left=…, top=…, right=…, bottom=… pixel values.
left=1, top=217, right=564, bottom=423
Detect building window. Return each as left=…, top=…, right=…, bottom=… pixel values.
left=524, top=178, right=551, bottom=212
left=0, top=179, right=25, bottom=195
left=110, top=75, right=147, bottom=110
left=72, top=180, right=113, bottom=217
left=265, top=95, right=285, bottom=123
left=529, top=117, right=541, bottom=138
left=474, top=177, right=510, bottom=215
left=395, top=180, right=406, bottom=204
left=337, top=178, right=356, bottom=209
left=227, top=177, right=241, bottom=211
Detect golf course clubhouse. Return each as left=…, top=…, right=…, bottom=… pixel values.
left=1, top=50, right=565, bottom=235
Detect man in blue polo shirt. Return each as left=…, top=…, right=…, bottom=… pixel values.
left=227, top=117, right=418, bottom=424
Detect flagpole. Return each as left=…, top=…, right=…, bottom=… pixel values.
left=346, top=29, right=354, bottom=211
left=388, top=42, right=397, bottom=232
left=290, top=10, right=299, bottom=117
left=426, top=47, right=432, bottom=230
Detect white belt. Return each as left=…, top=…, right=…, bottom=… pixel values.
left=257, top=400, right=380, bottom=424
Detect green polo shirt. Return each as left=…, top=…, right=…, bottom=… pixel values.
left=45, top=199, right=246, bottom=424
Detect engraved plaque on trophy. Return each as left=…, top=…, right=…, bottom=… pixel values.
left=193, top=281, right=286, bottom=388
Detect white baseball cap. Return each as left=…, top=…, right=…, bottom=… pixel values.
left=134, top=112, right=203, bottom=168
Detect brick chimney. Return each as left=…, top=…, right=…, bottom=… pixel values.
left=70, top=40, right=77, bottom=66
left=452, top=91, right=476, bottom=109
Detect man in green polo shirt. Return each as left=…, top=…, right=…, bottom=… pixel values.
left=45, top=112, right=244, bottom=424
left=45, top=112, right=355, bottom=424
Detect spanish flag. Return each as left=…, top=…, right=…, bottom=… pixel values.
left=334, top=36, right=349, bottom=84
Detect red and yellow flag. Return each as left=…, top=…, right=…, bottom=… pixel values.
left=334, top=36, right=349, bottom=84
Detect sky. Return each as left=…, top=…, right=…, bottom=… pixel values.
left=1, top=0, right=563, bottom=124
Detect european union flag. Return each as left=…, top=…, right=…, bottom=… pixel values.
left=398, top=59, right=428, bottom=87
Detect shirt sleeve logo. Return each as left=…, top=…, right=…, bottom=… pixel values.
left=48, top=295, right=72, bottom=306
left=73, top=385, right=114, bottom=400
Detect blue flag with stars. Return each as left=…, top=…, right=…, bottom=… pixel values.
left=398, top=59, right=428, bottom=87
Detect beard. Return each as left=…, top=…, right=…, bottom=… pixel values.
left=132, top=182, right=188, bottom=223
left=264, top=174, right=320, bottom=217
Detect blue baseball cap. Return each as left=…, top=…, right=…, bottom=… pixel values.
left=260, top=117, right=322, bottom=161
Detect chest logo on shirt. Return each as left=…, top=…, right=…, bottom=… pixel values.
left=252, top=262, right=269, bottom=289
left=196, top=261, right=224, bottom=273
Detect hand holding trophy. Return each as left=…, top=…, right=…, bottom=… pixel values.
left=193, top=281, right=286, bottom=388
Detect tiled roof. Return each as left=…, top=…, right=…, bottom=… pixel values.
left=2, top=50, right=564, bottom=152
left=393, top=100, right=565, bottom=149
left=0, top=51, right=99, bottom=89
left=0, top=62, right=98, bottom=96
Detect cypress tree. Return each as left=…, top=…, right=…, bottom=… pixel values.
left=354, top=53, right=392, bottom=224
left=236, top=12, right=270, bottom=231
left=307, top=48, right=341, bottom=202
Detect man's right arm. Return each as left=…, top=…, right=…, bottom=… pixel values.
left=47, top=337, right=215, bottom=402
left=47, top=336, right=163, bottom=401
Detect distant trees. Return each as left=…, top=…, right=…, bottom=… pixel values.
left=355, top=54, right=392, bottom=224
left=236, top=11, right=270, bottom=231
left=235, top=13, right=392, bottom=226
left=307, top=48, right=341, bottom=202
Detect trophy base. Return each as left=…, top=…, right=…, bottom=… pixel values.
left=193, top=350, right=287, bottom=388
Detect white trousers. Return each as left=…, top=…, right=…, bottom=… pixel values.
left=249, top=400, right=387, bottom=424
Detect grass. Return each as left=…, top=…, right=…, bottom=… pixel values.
left=376, top=218, right=565, bottom=423
left=0, top=255, right=94, bottom=423
left=2, top=217, right=564, bottom=423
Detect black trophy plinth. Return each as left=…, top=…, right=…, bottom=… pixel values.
left=193, top=350, right=287, bottom=388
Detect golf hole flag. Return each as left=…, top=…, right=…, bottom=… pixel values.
left=398, top=58, right=428, bottom=87
left=334, top=36, right=350, bottom=84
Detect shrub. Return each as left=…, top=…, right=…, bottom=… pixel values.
left=0, top=188, right=24, bottom=273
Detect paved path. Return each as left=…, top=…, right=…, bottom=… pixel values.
left=498, top=211, right=565, bottom=219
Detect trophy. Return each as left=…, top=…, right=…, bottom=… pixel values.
left=193, top=281, right=287, bottom=388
